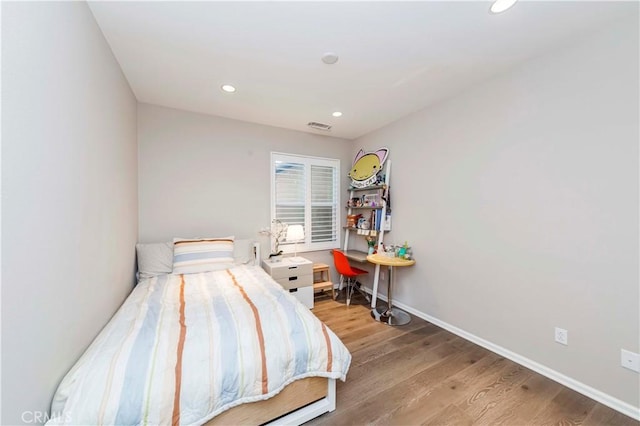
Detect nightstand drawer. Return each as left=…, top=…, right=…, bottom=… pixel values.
left=275, top=273, right=313, bottom=291
left=267, top=262, right=313, bottom=280
left=262, top=258, right=313, bottom=278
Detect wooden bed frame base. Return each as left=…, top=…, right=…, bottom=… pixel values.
left=205, top=377, right=336, bottom=426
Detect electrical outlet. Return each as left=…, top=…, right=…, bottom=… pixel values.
left=554, top=327, right=568, bottom=345
left=621, top=349, right=640, bottom=373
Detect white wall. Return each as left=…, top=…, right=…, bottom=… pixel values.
left=2, top=2, right=138, bottom=424
left=138, top=103, right=352, bottom=276
left=353, top=18, right=639, bottom=411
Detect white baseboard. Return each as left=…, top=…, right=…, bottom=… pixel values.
left=363, top=288, right=640, bottom=421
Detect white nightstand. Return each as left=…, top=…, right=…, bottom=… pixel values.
left=262, top=257, right=314, bottom=309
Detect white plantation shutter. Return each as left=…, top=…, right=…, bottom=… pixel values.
left=271, top=153, right=340, bottom=252
left=274, top=161, right=305, bottom=228
left=311, top=165, right=337, bottom=243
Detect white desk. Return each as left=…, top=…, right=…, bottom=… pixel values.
left=343, top=250, right=368, bottom=263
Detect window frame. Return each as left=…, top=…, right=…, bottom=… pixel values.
left=270, top=152, right=341, bottom=253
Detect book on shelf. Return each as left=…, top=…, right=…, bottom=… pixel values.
left=375, top=209, right=382, bottom=231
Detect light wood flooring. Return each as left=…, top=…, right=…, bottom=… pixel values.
left=306, top=291, right=639, bottom=426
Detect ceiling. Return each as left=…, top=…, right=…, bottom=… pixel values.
left=88, top=1, right=633, bottom=140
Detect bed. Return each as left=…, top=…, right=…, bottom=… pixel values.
left=47, top=239, right=351, bottom=425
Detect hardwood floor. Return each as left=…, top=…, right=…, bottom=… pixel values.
left=306, top=292, right=639, bottom=426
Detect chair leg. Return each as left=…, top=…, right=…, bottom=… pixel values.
left=338, top=276, right=368, bottom=306
left=327, top=270, right=335, bottom=301
left=354, top=281, right=371, bottom=302
left=334, top=275, right=343, bottom=301
left=332, top=285, right=337, bottom=300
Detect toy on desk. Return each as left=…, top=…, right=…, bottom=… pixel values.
left=380, top=242, right=413, bottom=259
left=400, top=242, right=413, bottom=260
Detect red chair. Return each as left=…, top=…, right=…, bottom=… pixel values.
left=332, top=250, right=371, bottom=306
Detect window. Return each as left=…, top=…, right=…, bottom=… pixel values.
left=271, top=152, right=340, bottom=253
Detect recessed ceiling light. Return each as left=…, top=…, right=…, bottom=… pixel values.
left=322, top=52, right=339, bottom=65
left=332, top=111, right=343, bottom=117
left=490, top=0, right=517, bottom=14
left=221, top=84, right=236, bottom=93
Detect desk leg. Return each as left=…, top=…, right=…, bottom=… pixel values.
left=370, top=264, right=381, bottom=309
left=371, top=265, right=411, bottom=326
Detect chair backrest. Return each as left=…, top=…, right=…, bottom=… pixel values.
left=333, top=250, right=357, bottom=276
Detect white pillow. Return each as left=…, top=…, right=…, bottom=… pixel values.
left=172, top=237, right=235, bottom=274
left=136, top=242, right=174, bottom=281
left=233, top=239, right=255, bottom=265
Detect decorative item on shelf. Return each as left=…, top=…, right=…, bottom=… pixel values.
left=286, top=224, right=306, bottom=263
left=363, top=194, right=381, bottom=207
left=346, top=214, right=362, bottom=228
left=348, top=147, right=389, bottom=188
left=357, top=217, right=370, bottom=230
left=347, top=197, right=363, bottom=208
left=259, top=219, right=288, bottom=261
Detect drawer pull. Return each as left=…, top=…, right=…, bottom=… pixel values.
left=289, top=288, right=298, bottom=293
left=288, top=266, right=298, bottom=270
left=288, top=276, right=298, bottom=281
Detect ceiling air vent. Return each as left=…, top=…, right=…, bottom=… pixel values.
left=307, top=122, right=332, bottom=131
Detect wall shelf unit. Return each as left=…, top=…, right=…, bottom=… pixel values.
left=342, top=161, right=391, bottom=309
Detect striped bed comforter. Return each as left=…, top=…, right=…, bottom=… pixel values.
left=47, top=265, right=351, bottom=425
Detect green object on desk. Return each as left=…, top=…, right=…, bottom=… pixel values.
left=397, top=241, right=408, bottom=258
